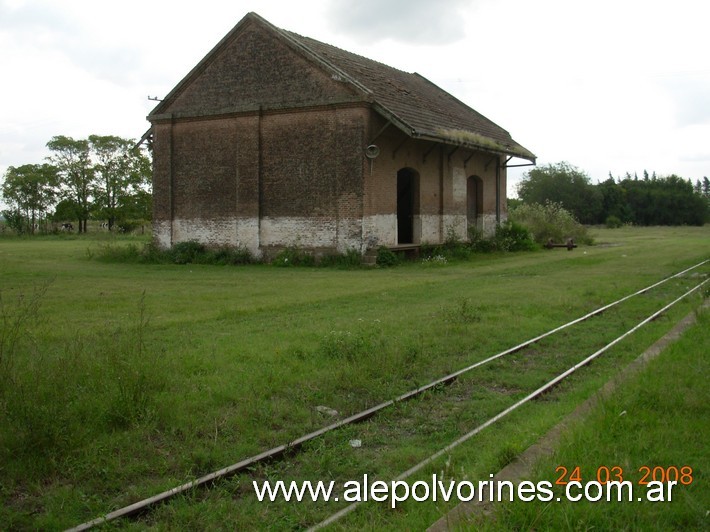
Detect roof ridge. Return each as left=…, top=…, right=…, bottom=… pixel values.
left=280, top=21, right=534, bottom=160
left=149, top=12, right=534, bottom=162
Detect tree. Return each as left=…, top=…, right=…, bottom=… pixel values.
left=1, top=164, right=58, bottom=234
left=516, top=162, right=602, bottom=224
left=47, top=136, right=94, bottom=233
left=89, top=135, right=151, bottom=231
left=615, top=173, right=707, bottom=226
left=598, top=177, right=632, bottom=223
left=52, top=199, right=82, bottom=225
left=119, top=188, right=152, bottom=223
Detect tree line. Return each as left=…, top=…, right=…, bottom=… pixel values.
left=1, top=135, right=151, bottom=234
left=516, top=162, right=709, bottom=226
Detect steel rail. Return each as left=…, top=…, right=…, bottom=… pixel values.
left=309, top=276, right=709, bottom=530
left=68, top=260, right=708, bottom=531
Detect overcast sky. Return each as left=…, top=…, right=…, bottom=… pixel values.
left=1, top=0, right=709, bottom=202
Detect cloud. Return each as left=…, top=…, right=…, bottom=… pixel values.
left=661, top=75, right=710, bottom=128
left=325, top=0, right=475, bottom=45
left=0, top=0, right=76, bottom=35
left=0, top=0, right=145, bottom=86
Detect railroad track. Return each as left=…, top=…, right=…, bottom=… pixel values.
left=69, top=260, right=709, bottom=531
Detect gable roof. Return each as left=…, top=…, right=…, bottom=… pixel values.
left=287, top=32, right=535, bottom=162
left=149, top=12, right=535, bottom=162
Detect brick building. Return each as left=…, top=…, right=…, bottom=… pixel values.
left=146, top=12, right=535, bottom=257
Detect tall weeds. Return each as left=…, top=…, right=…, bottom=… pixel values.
left=0, top=282, right=49, bottom=391
left=104, top=291, right=165, bottom=427
left=0, top=285, right=165, bottom=474
left=509, top=201, right=593, bottom=245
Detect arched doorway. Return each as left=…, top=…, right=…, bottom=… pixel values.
left=397, top=168, right=419, bottom=244
left=467, top=176, right=483, bottom=234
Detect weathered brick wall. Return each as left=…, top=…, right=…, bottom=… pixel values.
left=362, top=120, right=505, bottom=247
left=463, top=151, right=505, bottom=214
left=258, top=106, right=366, bottom=253
left=150, top=17, right=372, bottom=255
left=161, top=20, right=360, bottom=118
left=151, top=122, right=172, bottom=222
left=171, top=119, right=237, bottom=220
left=151, top=105, right=368, bottom=254
left=265, top=108, right=365, bottom=209
left=150, top=18, right=511, bottom=255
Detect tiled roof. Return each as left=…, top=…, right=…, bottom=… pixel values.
left=149, top=12, right=534, bottom=162
left=284, top=31, right=535, bottom=162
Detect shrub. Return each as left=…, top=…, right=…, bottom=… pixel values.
left=201, top=245, right=253, bottom=265
left=419, top=243, right=439, bottom=258
left=375, top=246, right=399, bottom=267
left=421, top=241, right=472, bottom=261
left=94, top=242, right=143, bottom=262
left=468, top=228, right=497, bottom=252
left=170, top=240, right=206, bottom=264
left=94, top=241, right=255, bottom=266
left=443, top=241, right=474, bottom=259
left=1, top=210, right=25, bottom=235
left=273, top=246, right=316, bottom=267
left=492, top=221, right=537, bottom=251
left=138, top=242, right=169, bottom=263
left=605, top=215, right=623, bottom=229
left=319, top=249, right=363, bottom=268
left=115, top=221, right=142, bottom=234
left=466, top=223, right=536, bottom=253
left=510, top=201, right=593, bottom=245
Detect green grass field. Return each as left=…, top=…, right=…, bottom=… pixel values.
left=0, top=226, right=707, bottom=529
left=484, top=307, right=709, bottom=531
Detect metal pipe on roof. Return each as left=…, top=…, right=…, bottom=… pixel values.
left=505, top=162, right=536, bottom=168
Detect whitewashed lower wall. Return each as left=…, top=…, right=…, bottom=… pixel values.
left=153, top=212, right=500, bottom=254
left=153, top=220, right=172, bottom=250
left=441, top=214, right=468, bottom=241
left=417, top=214, right=439, bottom=243
left=362, top=214, right=397, bottom=249
left=481, top=213, right=500, bottom=237
left=260, top=216, right=361, bottom=252
left=154, top=218, right=261, bottom=256
left=156, top=216, right=363, bottom=256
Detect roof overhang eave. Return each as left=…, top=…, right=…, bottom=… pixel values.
left=134, top=128, right=153, bottom=150
left=412, top=131, right=536, bottom=163
left=371, top=103, right=418, bottom=139
left=369, top=104, right=536, bottom=163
